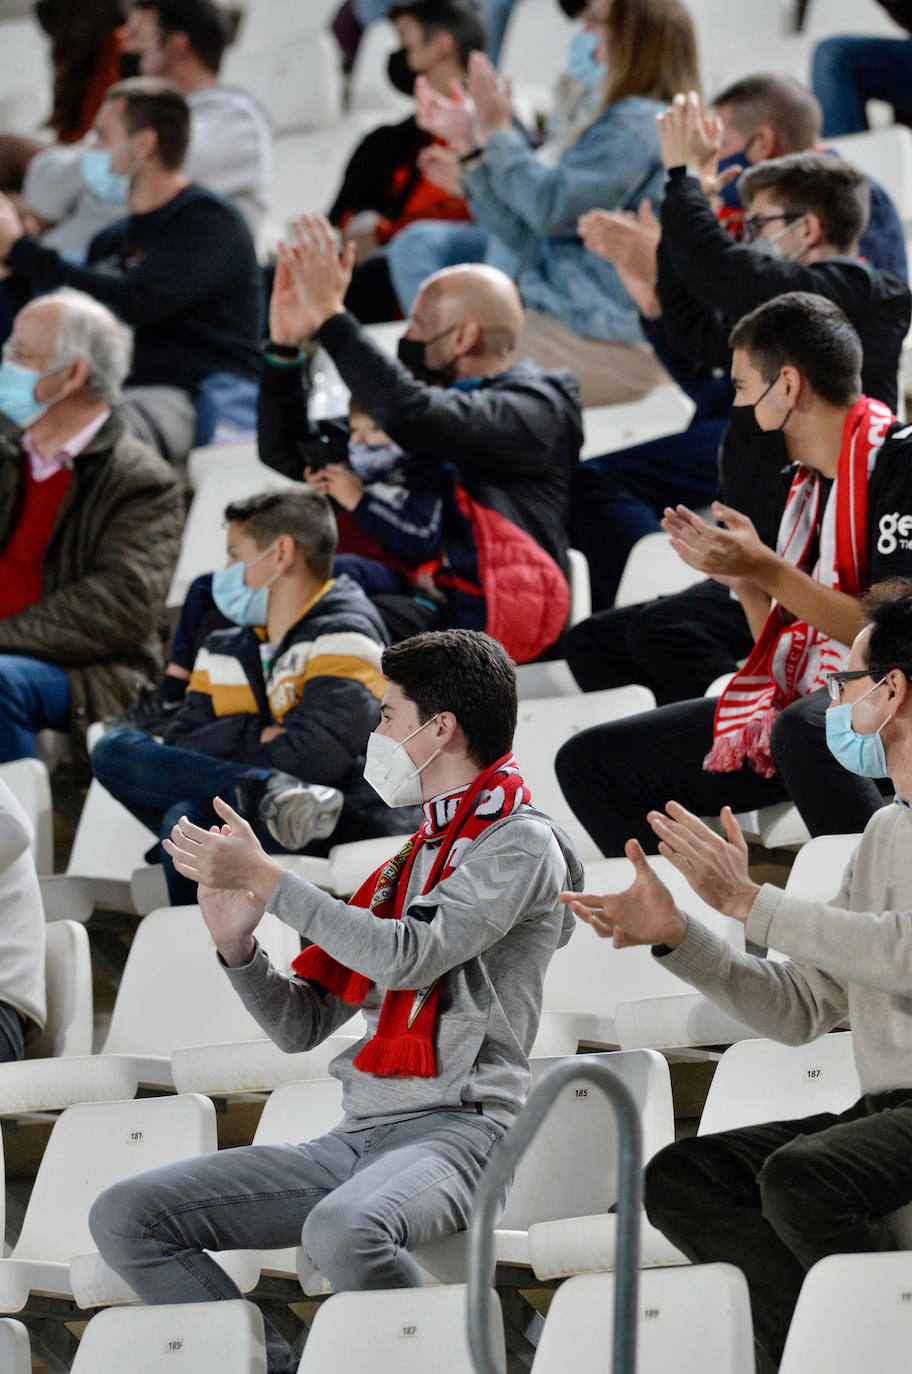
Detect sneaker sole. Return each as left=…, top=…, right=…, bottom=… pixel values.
left=261, top=785, right=344, bottom=852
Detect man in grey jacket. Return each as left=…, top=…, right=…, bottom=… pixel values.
left=561, top=578, right=912, bottom=1373
left=90, top=628, right=582, bottom=1374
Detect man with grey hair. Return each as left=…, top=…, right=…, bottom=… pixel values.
left=0, top=288, right=183, bottom=770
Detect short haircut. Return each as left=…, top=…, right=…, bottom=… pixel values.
left=862, top=580, right=912, bottom=673
left=738, top=152, right=870, bottom=254
left=388, top=0, right=487, bottom=66
left=105, top=76, right=190, bottom=170
left=713, top=74, right=822, bottom=153
left=132, top=0, right=231, bottom=72
left=728, top=291, right=862, bottom=408
left=42, top=289, right=133, bottom=405
left=223, top=489, right=338, bottom=582
left=381, top=629, right=517, bottom=767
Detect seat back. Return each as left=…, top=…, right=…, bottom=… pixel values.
left=0, top=757, right=53, bottom=875
left=12, top=1094, right=217, bottom=1263
left=27, top=920, right=93, bottom=1060
left=511, top=686, right=655, bottom=862
left=780, top=1251, right=912, bottom=1374
left=698, top=1033, right=860, bottom=1137
left=71, top=1298, right=266, bottom=1374
left=567, top=548, right=592, bottom=627
left=784, top=834, right=862, bottom=902
left=297, top=1284, right=503, bottom=1374
left=530, top=1264, right=754, bottom=1374
left=348, top=21, right=414, bottom=115
left=0, top=1319, right=30, bottom=1374
left=253, top=1078, right=345, bottom=1146
left=614, top=531, right=705, bottom=609
left=65, top=778, right=157, bottom=884
left=499, top=0, right=575, bottom=89
left=101, top=907, right=300, bottom=1057
left=222, top=31, right=342, bottom=133
left=497, top=1051, right=674, bottom=1231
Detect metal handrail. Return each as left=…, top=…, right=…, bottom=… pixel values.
left=465, top=1055, right=643, bottom=1374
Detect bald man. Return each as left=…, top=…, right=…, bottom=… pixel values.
left=258, top=223, right=583, bottom=647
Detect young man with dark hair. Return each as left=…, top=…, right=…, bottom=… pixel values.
left=563, top=575, right=912, bottom=1373
left=90, top=627, right=582, bottom=1374
left=0, top=76, right=263, bottom=461
left=91, top=488, right=403, bottom=905
left=557, top=291, right=912, bottom=853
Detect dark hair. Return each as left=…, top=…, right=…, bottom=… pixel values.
left=388, top=0, right=487, bottom=66
left=559, top=0, right=588, bottom=14
left=862, top=580, right=912, bottom=673
left=381, top=629, right=517, bottom=767
left=104, top=76, right=190, bottom=169
left=223, top=489, right=338, bottom=582
left=738, top=152, right=870, bottom=254
left=728, top=291, right=862, bottom=407
left=132, top=0, right=231, bottom=72
left=712, top=74, right=822, bottom=153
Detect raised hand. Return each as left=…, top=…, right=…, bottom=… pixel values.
left=276, top=214, right=355, bottom=339
left=661, top=501, right=770, bottom=583
left=578, top=199, right=661, bottom=316
left=414, top=74, right=475, bottom=153
left=465, top=51, right=513, bottom=139
left=197, top=878, right=266, bottom=968
left=558, top=838, right=688, bottom=949
left=647, top=802, right=759, bottom=922
left=269, top=252, right=314, bottom=346
left=162, top=796, right=284, bottom=899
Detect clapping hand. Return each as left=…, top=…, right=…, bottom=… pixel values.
left=655, top=90, right=723, bottom=175
left=465, top=51, right=513, bottom=139
left=647, top=802, right=759, bottom=922
left=414, top=74, right=476, bottom=153
left=578, top=200, right=662, bottom=317
left=661, top=501, right=770, bottom=584
left=558, top=838, right=688, bottom=949
left=275, top=215, right=355, bottom=340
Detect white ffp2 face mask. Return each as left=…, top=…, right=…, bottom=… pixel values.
left=363, top=716, right=440, bottom=808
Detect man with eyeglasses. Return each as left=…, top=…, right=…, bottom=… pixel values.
left=557, top=290, right=912, bottom=855
left=560, top=580, right=912, bottom=1374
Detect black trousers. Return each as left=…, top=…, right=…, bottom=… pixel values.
left=555, top=688, right=886, bottom=857
left=562, top=579, right=755, bottom=705
left=644, top=1091, right=912, bottom=1372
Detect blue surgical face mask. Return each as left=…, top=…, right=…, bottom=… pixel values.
left=80, top=146, right=131, bottom=205
left=210, top=541, right=279, bottom=627
left=825, top=677, right=892, bottom=778
left=567, top=28, right=607, bottom=90
left=0, top=358, right=51, bottom=428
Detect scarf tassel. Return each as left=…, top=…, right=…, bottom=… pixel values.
left=292, top=946, right=372, bottom=1004
left=353, top=1032, right=437, bottom=1077
left=703, top=711, right=777, bottom=779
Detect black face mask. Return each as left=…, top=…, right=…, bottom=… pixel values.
left=728, top=376, right=792, bottom=445
left=119, top=50, right=143, bottom=80
left=387, top=48, right=417, bottom=96
left=397, top=324, right=461, bottom=385
left=34, top=0, right=58, bottom=36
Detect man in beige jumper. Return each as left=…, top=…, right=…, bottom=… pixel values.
left=561, top=577, right=912, bottom=1374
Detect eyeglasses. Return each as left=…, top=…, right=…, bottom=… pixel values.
left=743, top=212, right=805, bottom=244
left=824, top=668, right=905, bottom=701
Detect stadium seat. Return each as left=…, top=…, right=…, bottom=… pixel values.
left=580, top=385, right=696, bottom=460
left=614, top=531, right=706, bottom=608
left=0, top=757, right=53, bottom=876
left=567, top=547, right=592, bottom=626
left=514, top=659, right=581, bottom=699
left=70, top=1299, right=267, bottom=1374
left=0, top=1319, right=30, bottom=1374
left=828, top=127, right=912, bottom=230
left=223, top=31, right=343, bottom=134
left=348, top=21, right=414, bottom=116
left=779, top=1252, right=912, bottom=1374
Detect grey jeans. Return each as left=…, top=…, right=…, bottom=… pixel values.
left=89, top=1107, right=506, bottom=1374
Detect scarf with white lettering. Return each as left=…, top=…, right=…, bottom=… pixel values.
left=704, top=396, right=893, bottom=778
left=291, top=753, right=530, bottom=1076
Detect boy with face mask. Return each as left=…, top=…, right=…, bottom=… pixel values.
left=90, top=628, right=582, bottom=1374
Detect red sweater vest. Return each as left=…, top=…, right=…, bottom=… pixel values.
left=0, top=465, right=73, bottom=618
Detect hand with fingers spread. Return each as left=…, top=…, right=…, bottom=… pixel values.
left=414, top=74, right=476, bottom=153
left=655, top=90, right=721, bottom=174
left=197, top=875, right=267, bottom=968
left=466, top=50, right=513, bottom=139
left=647, top=801, right=760, bottom=922
left=277, top=214, right=355, bottom=338
left=578, top=200, right=661, bottom=317
left=162, top=795, right=284, bottom=900
left=268, top=251, right=314, bottom=347
left=661, top=500, right=771, bottom=584
left=558, top=838, right=688, bottom=949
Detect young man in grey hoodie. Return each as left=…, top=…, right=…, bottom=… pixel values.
left=563, top=579, right=912, bottom=1374
left=89, top=628, right=582, bottom=1374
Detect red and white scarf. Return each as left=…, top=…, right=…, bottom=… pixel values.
left=704, top=395, right=893, bottom=778
left=291, top=753, right=530, bottom=1077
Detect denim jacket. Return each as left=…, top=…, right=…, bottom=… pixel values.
left=462, top=96, right=664, bottom=344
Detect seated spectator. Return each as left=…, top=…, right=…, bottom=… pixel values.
left=0, top=0, right=125, bottom=195
left=21, top=0, right=273, bottom=257
left=328, top=0, right=486, bottom=324
left=389, top=0, right=701, bottom=405
left=0, top=76, right=264, bottom=462
left=556, top=292, right=912, bottom=855
left=92, top=488, right=408, bottom=905
left=266, top=220, right=582, bottom=661
left=570, top=92, right=911, bottom=611
left=0, top=778, right=45, bottom=1063
left=812, top=0, right=912, bottom=136
left=332, top=0, right=518, bottom=69
left=0, top=289, right=182, bottom=771
left=562, top=578, right=912, bottom=1374
left=90, top=627, right=582, bottom=1374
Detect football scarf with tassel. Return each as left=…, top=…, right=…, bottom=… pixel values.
left=291, top=752, right=530, bottom=1077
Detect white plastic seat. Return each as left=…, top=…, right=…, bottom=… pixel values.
left=0, top=1094, right=217, bottom=1313
left=567, top=547, right=592, bottom=626
left=514, top=659, right=581, bottom=699
left=783, top=832, right=861, bottom=901
left=529, top=1265, right=753, bottom=1374
left=222, top=31, right=343, bottom=134
left=186, top=438, right=259, bottom=489
left=297, top=1284, right=503, bottom=1374
left=0, top=1318, right=30, bottom=1374
left=580, top=385, right=696, bottom=460
left=70, top=1299, right=267, bottom=1374
left=779, top=1251, right=912, bottom=1374
left=0, top=757, right=53, bottom=876
left=614, top=531, right=706, bottom=608
left=828, top=126, right=912, bottom=228
left=348, top=22, right=414, bottom=115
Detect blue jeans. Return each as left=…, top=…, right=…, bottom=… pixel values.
left=0, top=655, right=70, bottom=762
left=90, top=728, right=272, bottom=906
left=569, top=418, right=727, bottom=610
left=194, top=372, right=259, bottom=447
left=812, top=34, right=912, bottom=135
left=386, top=221, right=517, bottom=315
left=89, top=1108, right=506, bottom=1374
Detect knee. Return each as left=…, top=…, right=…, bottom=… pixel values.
left=89, top=1176, right=148, bottom=1261
left=643, top=1139, right=704, bottom=1230
left=812, top=35, right=856, bottom=79
left=301, top=1193, right=386, bottom=1286
left=758, top=1138, right=825, bottom=1235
